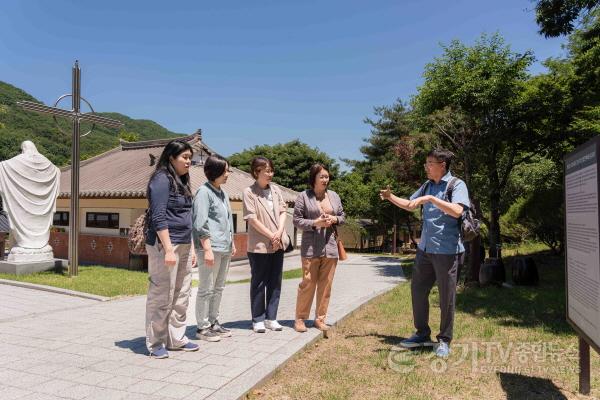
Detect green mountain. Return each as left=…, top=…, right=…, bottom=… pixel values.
left=0, top=81, right=184, bottom=166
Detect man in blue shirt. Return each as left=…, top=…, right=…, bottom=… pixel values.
left=380, top=149, right=470, bottom=358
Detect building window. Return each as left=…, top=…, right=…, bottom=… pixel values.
left=53, top=212, right=69, bottom=227
left=233, top=214, right=238, bottom=234
left=86, top=212, right=119, bottom=229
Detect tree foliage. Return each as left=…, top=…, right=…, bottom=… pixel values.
left=535, top=0, right=599, bottom=37
left=340, top=19, right=599, bottom=253
left=412, top=34, right=540, bottom=254
left=118, top=131, right=141, bottom=142
left=518, top=185, right=564, bottom=254
left=332, top=100, right=426, bottom=244
left=501, top=186, right=564, bottom=254
left=566, top=10, right=600, bottom=140
left=228, top=139, right=339, bottom=193
left=328, top=171, right=372, bottom=218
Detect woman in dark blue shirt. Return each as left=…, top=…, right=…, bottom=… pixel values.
left=145, top=139, right=199, bottom=358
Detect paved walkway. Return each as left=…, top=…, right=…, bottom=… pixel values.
left=0, top=284, right=97, bottom=322
left=0, top=254, right=405, bottom=400
left=192, top=250, right=302, bottom=282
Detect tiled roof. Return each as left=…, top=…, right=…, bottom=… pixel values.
left=59, top=132, right=299, bottom=203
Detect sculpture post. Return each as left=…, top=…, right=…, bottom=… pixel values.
left=18, top=61, right=123, bottom=276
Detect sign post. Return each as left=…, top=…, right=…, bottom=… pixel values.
left=564, top=136, right=600, bottom=395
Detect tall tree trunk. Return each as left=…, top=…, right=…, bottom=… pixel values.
left=380, top=223, right=388, bottom=253
left=488, top=148, right=502, bottom=258
left=392, top=209, right=397, bottom=254
left=461, top=153, right=484, bottom=281
left=468, top=236, right=481, bottom=282
left=406, top=215, right=416, bottom=245
left=463, top=155, right=472, bottom=190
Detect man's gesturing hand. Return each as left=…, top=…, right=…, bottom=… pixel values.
left=379, top=185, right=392, bottom=200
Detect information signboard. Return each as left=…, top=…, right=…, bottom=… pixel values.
left=565, top=136, right=600, bottom=352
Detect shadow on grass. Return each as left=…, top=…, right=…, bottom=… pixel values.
left=345, top=332, right=437, bottom=358
left=345, top=332, right=403, bottom=344
left=364, top=256, right=413, bottom=280
left=115, top=337, right=147, bottom=355
left=346, top=249, right=570, bottom=344
left=344, top=331, right=436, bottom=362
left=498, top=372, right=567, bottom=400
left=455, top=250, right=571, bottom=335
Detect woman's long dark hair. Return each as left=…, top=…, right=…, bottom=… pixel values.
left=149, top=139, right=194, bottom=197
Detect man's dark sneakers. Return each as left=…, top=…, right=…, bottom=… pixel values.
left=399, top=334, right=434, bottom=348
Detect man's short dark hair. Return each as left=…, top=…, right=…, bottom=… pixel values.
left=427, top=148, right=454, bottom=171
left=204, top=154, right=229, bottom=182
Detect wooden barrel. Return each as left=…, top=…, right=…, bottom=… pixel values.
left=479, top=257, right=505, bottom=286
left=512, top=257, right=539, bottom=286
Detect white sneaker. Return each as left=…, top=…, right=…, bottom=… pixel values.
left=265, top=320, right=283, bottom=331
left=253, top=321, right=266, bottom=333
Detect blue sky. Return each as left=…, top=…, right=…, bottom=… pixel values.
left=0, top=1, right=565, bottom=167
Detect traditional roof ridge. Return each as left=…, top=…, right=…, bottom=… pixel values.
left=57, top=129, right=299, bottom=204
left=230, top=166, right=252, bottom=178
left=120, top=132, right=197, bottom=150
left=60, top=146, right=124, bottom=172
left=190, top=140, right=219, bottom=157
left=59, top=189, right=147, bottom=199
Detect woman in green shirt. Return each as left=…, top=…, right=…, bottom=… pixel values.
left=193, top=155, right=236, bottom=342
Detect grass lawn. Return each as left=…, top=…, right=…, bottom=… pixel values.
left=0, top=266, right=148, bottom=298
left=247, top=242, right=600, bottom=400
left=0, top=264, right=305, bottom=297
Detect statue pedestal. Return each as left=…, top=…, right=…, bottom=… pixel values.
left=0, top=245, right=67, bottom=275
left=0, top=259, right=67, bottom=275
left=7, top=245, right=55, bottom=263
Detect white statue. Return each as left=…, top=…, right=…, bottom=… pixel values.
left=0, top=141, right=60, bottom=262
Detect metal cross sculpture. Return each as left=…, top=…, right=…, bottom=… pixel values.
left=18, top=61, right=123, bottom=276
